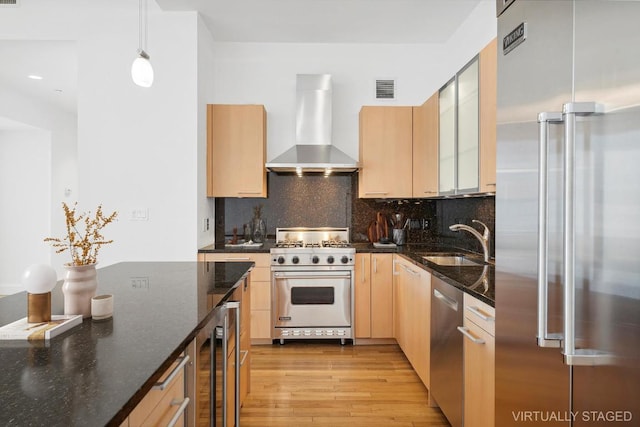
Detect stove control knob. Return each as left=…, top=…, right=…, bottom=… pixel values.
left=312, top=256, right=319, bottom=264
left=341, top=255, right=349, bottom=264
left=277, top=256, right=285, bottom=264
left=327, top=256, right=334, bottom=264
left=292, top=256, right=299, bottom=264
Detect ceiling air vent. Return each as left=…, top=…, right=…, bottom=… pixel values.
left=0, top=0, right=19, bottom=5
left=375, top=79, right=396, bottom=100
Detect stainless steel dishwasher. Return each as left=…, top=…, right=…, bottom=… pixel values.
left=430, top=276, right=463, bottom=427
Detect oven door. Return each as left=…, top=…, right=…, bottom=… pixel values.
left=272, top=270, right=352, bottom=328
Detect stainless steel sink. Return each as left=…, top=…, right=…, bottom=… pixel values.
left=422, top=255, right=482, bottom=266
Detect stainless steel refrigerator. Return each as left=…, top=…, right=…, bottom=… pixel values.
left=495, top=1, right=640, bottom=426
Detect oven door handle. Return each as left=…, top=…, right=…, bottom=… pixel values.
left=273, top=274, right=352, bottom=281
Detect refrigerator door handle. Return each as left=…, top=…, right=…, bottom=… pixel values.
left=536, top=111, right=564, bottom=348
left=561, top=102, right=613, bottom=366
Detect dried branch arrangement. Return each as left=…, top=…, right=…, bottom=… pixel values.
left=44, top=202, right=118, bottom=266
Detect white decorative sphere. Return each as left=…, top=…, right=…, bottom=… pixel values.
left=21, top=264, right=58, bottom=294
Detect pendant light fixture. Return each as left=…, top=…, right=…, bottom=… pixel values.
left=131, top=0, right=154, bottom=87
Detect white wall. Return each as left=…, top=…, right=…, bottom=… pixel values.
left=0, top=85, right=77, bottom=293
left=197, top=15, right=216, bottom=249
left=0, top=0, right=496, bottom=276
left=0, top=129, right=51, bottom=294
left=0, top=1, right=203, bottom=273
left=208, top=1, right=496, bottom=163
left=76, top=7, right=200, bottom=266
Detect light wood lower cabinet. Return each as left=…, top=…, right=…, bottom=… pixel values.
left=354, top=253, right=393, bottom=339
left=125, top=352, right=190, bottom=427
left=199, top=253, right=271, bottom=343
left=462, top=293, right=495, bottom=427
left=393, top=255, right=431, bottom=389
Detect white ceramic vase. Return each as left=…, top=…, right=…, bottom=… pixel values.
left=62, top=263, right=98, bottom=318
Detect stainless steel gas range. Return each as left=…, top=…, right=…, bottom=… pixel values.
left=270, top=227, right=355, bottom=344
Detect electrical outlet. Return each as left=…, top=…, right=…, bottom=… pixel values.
left=130, top=208, right=149, bottom=221
left=203, top=218, right=210, bottom=232
left=130, top=277, right=149, bottom=290
left=422, top=219, right=430, bottom=230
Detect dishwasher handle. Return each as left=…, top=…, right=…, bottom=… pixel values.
left=433, top=288, right=459, bottom=312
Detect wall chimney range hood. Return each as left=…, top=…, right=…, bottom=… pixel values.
left=265, top=74, right=359, bottom=174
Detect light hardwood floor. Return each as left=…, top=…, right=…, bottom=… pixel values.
left=199, top=341, right=450, bottom=427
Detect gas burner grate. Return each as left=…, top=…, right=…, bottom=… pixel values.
left=275, top=240, right=304, bottom=248
left=322, top=240, right=351, bottom=248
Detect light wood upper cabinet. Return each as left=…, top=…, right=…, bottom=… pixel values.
left=479, top=38, right=497, bottom=193
left=358, top=106, right=413, bottom=198
left=437, top=37, right=497, bottom=196
left=207, top=104, right=267, bottom=198
left=412, top=93, right=439, bottom=197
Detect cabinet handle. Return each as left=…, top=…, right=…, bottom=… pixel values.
left=423, top=190, right=438, bottom=194
left=401, top=263, right=420, bottom=276
left=222, top=257, right=252, bottom=261
left=167, top=397, right=190, bottom=427
left=240, top=349, right=249, bottom=366
left=486, top=183, right=496, bottom=186
left=392, top=259, right=400, bottom=276
left=364, top=191, right=389, bottom=195
left=153, top=355, right=190, bottom=391
left=433, top=289, right=458, bottom=312
left=465, top=306, right=494, bottom=322
left=373, top=257, right=377, bottom=274
left=237, top=191, right=262, bottom=195
left=457, top=326, right=485, bottom=345
left=361, top=258, right=366, bottom=282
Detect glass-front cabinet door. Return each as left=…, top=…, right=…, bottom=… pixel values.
left=439, top=79, right=456, bottom=194
left=457, top=58, right=479, bottom=192
left=438, top=56, right=480, bottom=195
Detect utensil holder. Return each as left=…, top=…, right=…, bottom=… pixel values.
left=392, top=229, right=406, bottom=246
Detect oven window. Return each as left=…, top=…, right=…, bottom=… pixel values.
left=291, top=287, right=335, bottom=304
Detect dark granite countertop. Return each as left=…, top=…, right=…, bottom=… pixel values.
left=198, top=242, right=494, bottom=306
left=199, top=241, right=274, bottom=253
left=354, top=242, right=495, bottom=306
left=0, top=261, right=253, bottom=427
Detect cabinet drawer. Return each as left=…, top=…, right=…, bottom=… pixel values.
left=141, top=370, right=186, bottom=427
left=463, top=293, right=495, bottom=336
left=129, top=356, right=187, bottom=426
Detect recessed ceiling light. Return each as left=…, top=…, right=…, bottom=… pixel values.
left=28, top=75, right=43, bottom=80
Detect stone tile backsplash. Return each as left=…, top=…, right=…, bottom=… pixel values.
left=221, top=172, right=495, bottom=258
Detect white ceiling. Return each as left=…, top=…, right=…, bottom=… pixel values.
left=156, top=0, right=484, bottom=44
left=0, top=0, right=484, bottom=124
left=0, top=40, right=77, bottom=118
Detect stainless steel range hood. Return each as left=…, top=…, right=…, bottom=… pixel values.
left=265, top=74, right=359, bottom=173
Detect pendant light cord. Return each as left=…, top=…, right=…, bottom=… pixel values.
left=138, top=0, right=147, bottom=53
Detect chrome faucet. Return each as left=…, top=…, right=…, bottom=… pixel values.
left=449, top=220, right=491, bottom=263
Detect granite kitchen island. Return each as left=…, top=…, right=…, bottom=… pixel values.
left=0, top=261, right=253, bottom=426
